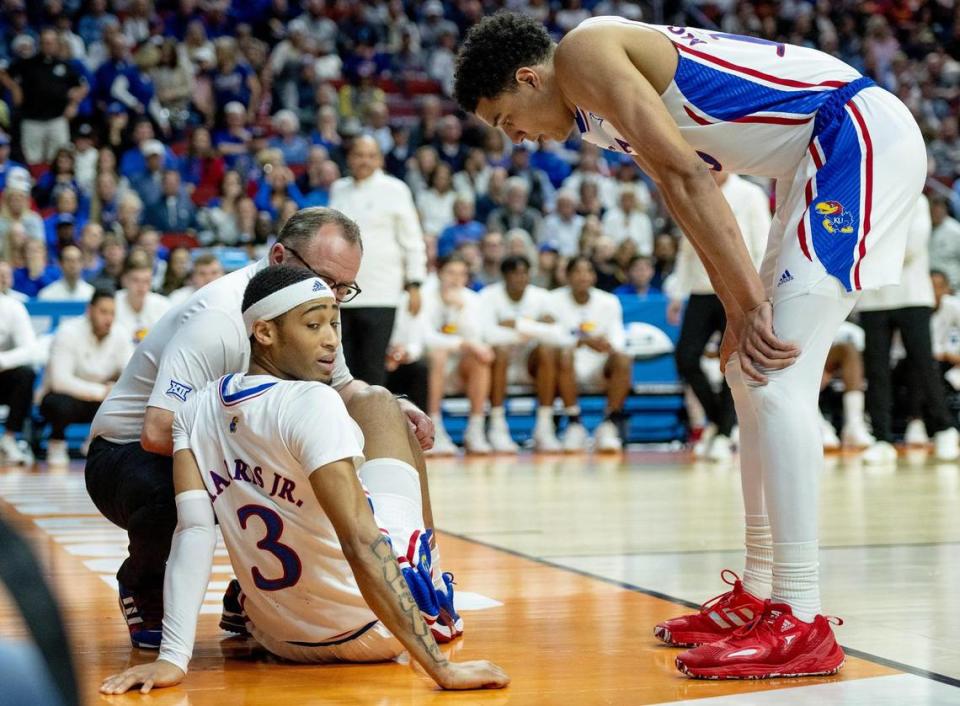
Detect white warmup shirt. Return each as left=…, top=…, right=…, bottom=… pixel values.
left=114, top=290, right=172, bottom=343
left=91, top=258, right=354, bottom=445
left=172, top=374, right=372, bottom=645
left=37, top=278, right=94, bottom=302
left=601, top=207, right=654, bottom=255
left=387, top=292, right=427, bottom=362
left=857, top=194, right=934, bottom=312
left=932, top=294, right=960, bottom=359
left=421, top=286, right=484, bottom=351
left=664, top=174, right=770, bottom=299
left=43, top=317, right=133, bottom=400
left=330, top=169, right=427, bottom=308
left=477, top=282, right=569, bottom=348
left=546, top=286, right=626, bottom=355
left=0, top=293, right=37, bottom=371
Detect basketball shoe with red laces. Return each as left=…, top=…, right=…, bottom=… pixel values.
left=675, top=600, right=845, bottom=680
left=654, top=570, right=766, bottom=647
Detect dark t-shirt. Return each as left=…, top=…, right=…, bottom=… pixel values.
left=9, top=55, right=82, bottom=120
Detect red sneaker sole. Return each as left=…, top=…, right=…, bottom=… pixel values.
left=676, top=646, right=845, bottom=680
left=654, top=625, right=734, bottom=648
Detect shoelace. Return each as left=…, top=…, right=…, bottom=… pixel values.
left=696, top=569, right=741, bottom=614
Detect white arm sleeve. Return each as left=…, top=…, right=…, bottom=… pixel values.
left=158, top=489, right=216, bottom=674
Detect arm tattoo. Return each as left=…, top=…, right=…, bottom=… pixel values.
left=369, top=535, right=448, bottom=666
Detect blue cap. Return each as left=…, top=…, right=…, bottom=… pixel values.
left=107, top=102, right=126, bottom=115
left=539, top=241, right=560, bottom=254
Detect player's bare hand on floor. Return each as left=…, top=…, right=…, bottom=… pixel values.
left=436, top=659, right=510, bottom=690
left=100, top=659, right=185, bottom=694
left=739, top=301, right=799, bottom=384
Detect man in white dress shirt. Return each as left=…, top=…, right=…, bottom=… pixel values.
left=0, top=287, right=38, bottom=465
left=40, top=289, right=132, bottom=465
left=330, top=136, right=427, bottom=387
left=601, top=184, right=654, bottom=256
left=38, top=245, right=95, bottom=301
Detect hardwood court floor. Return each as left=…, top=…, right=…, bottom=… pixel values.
left=0, top=449, right=959, bottom=705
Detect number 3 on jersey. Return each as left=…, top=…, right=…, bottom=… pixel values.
left=237, top=504, right=302, bottom=591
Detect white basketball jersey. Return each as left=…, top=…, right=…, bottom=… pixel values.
left=573, top=17, right=862, bottom=178
left=173, top=373, right=374, bottom=645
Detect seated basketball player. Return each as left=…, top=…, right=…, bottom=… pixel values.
left=818, top=322, right=873, bottom=450
left=479, top=255, right=567, bottom=452
left=547, top=256, right=632, bottom=453
left=100, top=266, right=508, bottom=694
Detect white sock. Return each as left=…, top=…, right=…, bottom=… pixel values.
left=535, top=406, right=553, bottom=429
left=772, top=541, right=820, bottom=622
left=490, top=406, right=506, bottom=421
left=359, top=458, right=424, bottom=543
left=466, top=414, right=485, bottom=432
left=843, top=390, right=865, bottom=427
left=743, top=515, right=773, bottom=599
left=564, top=405, right=581, bottom=421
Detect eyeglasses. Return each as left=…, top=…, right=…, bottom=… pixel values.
left=283, top=244, right=362, bottom=303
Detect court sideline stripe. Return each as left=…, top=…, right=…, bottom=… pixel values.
left=439, top=529, right=960, bottom=690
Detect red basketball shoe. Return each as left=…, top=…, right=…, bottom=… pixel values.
left=675, top=600, right=845, bottom=679
left=654, top=570, right=766, bottom=647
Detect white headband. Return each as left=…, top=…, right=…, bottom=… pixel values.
left=242, top=277, right=335, bottom=336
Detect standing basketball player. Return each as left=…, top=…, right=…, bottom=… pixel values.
left=100, top=266, right=507, bottom=694
left=454, top=14, right=924, bottom=679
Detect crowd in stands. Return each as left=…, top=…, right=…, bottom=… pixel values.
left=3, top=0, right=960, bottom=461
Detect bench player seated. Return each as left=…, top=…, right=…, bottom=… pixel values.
left=100, top=266, right=507, bottom=695
left=818, top=321, right=874, bottom=450
left=479, top=255, right=568, bottom=452
left=423, top=255, right=496, bottom=455
left=547, top=257, right=632, bottom=452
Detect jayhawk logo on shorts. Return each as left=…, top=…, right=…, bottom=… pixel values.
left=815, top=201, right=855, bottom=235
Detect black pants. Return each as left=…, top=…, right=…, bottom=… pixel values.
left=39, top=393, right=101, bottom=440
left=84, top=437, right=176, bottom=595
left=0, top=366, right=36, bottom=433
left=385, top=359, right=428, bottom=413
left=675, top=294, right=735, bottom=436
left=861, top=306, right=954, bottom=442
left=340, top=307, right=396, bottom=387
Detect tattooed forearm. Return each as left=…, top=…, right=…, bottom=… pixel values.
left=369, top=534, right=448, bottom=667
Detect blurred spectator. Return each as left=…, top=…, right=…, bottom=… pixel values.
left=0, top=169, right=44, bottom=243
left=77, top=0, right=118, bottom=48
left=591, top=236, right=620, bottom=292
left=130, top=139, right=169, bottom=205
left=77, top=223, right=104, bottom=278
left=89, top=171, right=122, bottom=232
left=311, top=105, right=344, bottom=165
left=13, top=239, right=60, bottom=297
left=479, top=254, right=563, bottom=452
left=453, top=147, right=491, bottom=199
left=507, top=143, right=554, bottom=213
left=0, top=286, right=37, bottom=464
left=214, top=101, right=254, bottom=171
left=652, top=233, right=678, bottom=291
left=423, top=254, right=492, bottom=455
left=7, top=28, right=86, bottom=164
left=38, top=244, right=93, bottom=301
left=211, top=37, right=260, bottom=121
left=548, top=256, right=631, bottom=452
left=167, top=252, right=223, bottom=306
left=614, top=255, right=659, bottom=298
left=331, top=135, right=427, bottom=386
left=180, top=127, right=226, bottom=202
left=859, top=195, right=959, bottom=463
left=437, top=194, right=485, bottom=258
left=88, top=234, right=126, bottom=292
left=144, top=170, right=197, bottom=232
left=39, top=288, right=132, bottom=466
left=428, top=28, right=457, bottom=96
left=296, top=150, right=339, bottom=207
left=542, top=189, right=584, bottom=256
left=0, top=260, right=26, bottom=302
left=405, top=144, right=440, bottom=198
left=555, top=0, right=590, bottom=33
left=150, top=38, right=193, bottom=130
left=269, top=19, right=312, bottom=111
left=44, top=189, right=85, bottom=251
left=476, top=166, right=507, bottom=223
left=113, top=191, right=144, bottom=245
left=385, top=125, right=413, bottom=178
left=73, top=124, right=99, bottom=195
left=602, top=185, right=654, bottom=256
left=576, top=180, right=605, bottom=219
left=254, top=164, right=303, bottom=219
left=488, top=177, right=543, bottom=242
left=410, top=95, right=442, bottom=149
left=0, top=133, right=26, bottom=192
left=269, top=109, right=310, bottom=167
left=929, top=116, right=960, bottom=181
left=299, top=0, right=337, bottom=54
left=562, top=146, right=618, bottom=211
left=197, top=170, right=246, bottom=245
left=931, top=270, right=960, bottom=384
left=435, top=115, right=467, bottom=171
left=533, top=242, right=561, bottom=290
left=114, top=251, right=171, bottom=344
left=476, top=230, right=506, bottom=287
left=930, top=196, right=960, bottom=288
left=416, top=162, right=457, bottom=237
left=159, top=246, right=192, bottom=297
left=819, top=323, right=874, bottom=451
left=419, top=0, right=458, bottom=51
left=364, top=102, right=393, bottom=154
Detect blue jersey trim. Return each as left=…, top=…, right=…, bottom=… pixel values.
left=218, top=374, right=277, bottom=407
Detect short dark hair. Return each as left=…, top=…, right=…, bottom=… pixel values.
left=500, top=254, right=531, bottom=275
left=454, top=12, right=554, bottom=113
left=565, top=254, right=594, bottom=277
left=627, top=255, right=653, bottom=268
left=277, top=206, right=363, bottom=253
left=931, top=269, right=950, bottom=281
left=90, top=287, right=115, bottom=306
left=242, top=264, right=315, bottom=314
left=193, top=253, right=220, bottom=268
left=438, top=254, right=469, bottom=271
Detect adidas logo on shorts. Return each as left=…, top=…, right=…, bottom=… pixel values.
left=777, top=270, right=794, bottom=287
